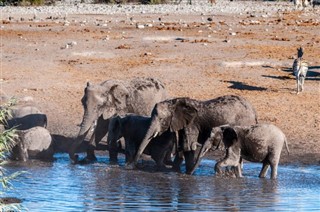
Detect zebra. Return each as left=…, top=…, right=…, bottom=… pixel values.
left=294, top=0, right=314, bottom=9
left=292, top=47, right=309, bottom=94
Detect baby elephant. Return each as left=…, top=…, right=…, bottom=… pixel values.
left=195, top=124, right=289, bottom=179
left=107, top=114, right=175, bottom=169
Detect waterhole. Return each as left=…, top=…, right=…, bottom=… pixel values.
left=3, top=154, right=320, bottom=211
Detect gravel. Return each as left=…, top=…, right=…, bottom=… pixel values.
left=0, top=0, right=316, bottom=18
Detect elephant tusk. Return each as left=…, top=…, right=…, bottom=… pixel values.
left=148, top=131, right=159, bottom=140
left=152, top=131, right=159, bottom=138
left=200, top=148, right=209, bottom=158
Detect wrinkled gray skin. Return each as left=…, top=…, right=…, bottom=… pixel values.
left=11, top=127, right=54, bottom=161
left=7, top=106, right=47, bottom=130
left=195, top=124, right=289, bottom=179
left=69, top=77, right=168, bottom=164
left=134, top=95, right=258, bottom=174
left=107, top=114, right=175, bottom=169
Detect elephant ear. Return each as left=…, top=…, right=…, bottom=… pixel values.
left=222, top=127, right=238, bottom=148
left=103, top=84, right=129, bottom=119
left=170, top=99, right=198, bottom=132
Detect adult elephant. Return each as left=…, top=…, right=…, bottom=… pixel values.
left=133, top=95, right=258, bottom=174
left=69, top=77, right=168, bottom=164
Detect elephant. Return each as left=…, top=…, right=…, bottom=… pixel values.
left=69, top=77, right=168, bottom=164
left=11, top=126, right=54, bottom=161
left=193, top=124, right=290, bottom=179
left=107, top=114, right=175, bottom=169
left=5, top=104, right=47, bottom=130
left=133, top=95, right=258, bottom=174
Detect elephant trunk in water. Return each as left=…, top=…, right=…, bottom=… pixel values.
left=69, top=111, right=96, bottom=162
left=188, top=139, right=213, bottom=175
left=134, top=120, right=159, bottom=165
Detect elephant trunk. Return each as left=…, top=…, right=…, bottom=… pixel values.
left=188, top=139, right=212, bottom=175
left=78, top=111, right=96, bottom=138
left=69, top=112, right=96, bottom=163
left=134, top=121, right=159, bottom=165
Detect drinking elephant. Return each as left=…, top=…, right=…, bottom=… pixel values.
left=193, top=124, right=289, bottom=179
left=11, top=126, right=54, bottom=161
left=69, top=77, right=168, bottom=164
left=108, top=114, right=175, bottom=169
left=133, top=95, right=258, bottom=174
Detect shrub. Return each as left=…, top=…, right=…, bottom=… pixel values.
left=0, top=98, right=23, bottom=211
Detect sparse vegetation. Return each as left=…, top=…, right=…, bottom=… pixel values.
left=0, top=98, right=23, bottom=211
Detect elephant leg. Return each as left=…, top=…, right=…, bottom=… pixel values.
left=269, top=153, right=280, bottom=179
left=172, top=130, right=185, bottom=172
left=109, top=144, right=119, bottom=164
left=86, top=133, right=97, bottom=162
left=184, top=150, right=195, bottom=174
left=234, top=158, right=243, bottom=178
left=125, top=140, right=136, bottom=165
left=270, top=163, right=278, bottom=180
left=173, top=151, right=184, bottom=172
left=259, top=161, right=270, bottom=178
left=164, top=150, right=173, bottom=166
left=151, top=146, right=169, bottom=170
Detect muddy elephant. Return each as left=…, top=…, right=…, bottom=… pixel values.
left=11, top=126, right=54, bottom=161
left=69, top=77, right=168, bottom=164
left=133, top=95, right=258, bottom=174
left=194, top=124, right=289, bottom=179
left=108, top=114, right=175, bottom=169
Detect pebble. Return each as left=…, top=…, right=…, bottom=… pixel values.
left=136, top=24, right=144, bottom=29
left=0, top=1, right=309, bottom=17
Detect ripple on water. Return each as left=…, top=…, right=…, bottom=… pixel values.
left=3, top=154, right=320, bottom=211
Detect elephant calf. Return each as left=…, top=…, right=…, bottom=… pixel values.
left=195, top=124, right=289, bottom=179
left=108, top=114, right=175, bottom=169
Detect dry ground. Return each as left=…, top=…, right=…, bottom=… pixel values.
left=1, top=9, right=319, bottom=165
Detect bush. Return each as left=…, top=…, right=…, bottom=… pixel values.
left=0, top=98, right=23, bottom=211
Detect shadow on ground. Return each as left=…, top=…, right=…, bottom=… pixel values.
left=224, top=80, right=268, bottom=91
left=262, top=65, right=320, bottom=81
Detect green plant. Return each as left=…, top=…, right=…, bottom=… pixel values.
left=0, top=98, right=24, bottom=211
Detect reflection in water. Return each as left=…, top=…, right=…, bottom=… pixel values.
left=3, top=154, right=320, bottom=211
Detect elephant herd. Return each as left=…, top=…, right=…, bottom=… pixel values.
left=5, top=77, right=289, bottom=179
left=68, top=77, right=289, bottom=179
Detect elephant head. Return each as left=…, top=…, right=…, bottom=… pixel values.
left=70, top=80, right=129, bottom=162
left=189, top=126, right=230, bottom=175
left=78, top=81, right=129, bottom=139
left=133, top=98, right=198, bottom=165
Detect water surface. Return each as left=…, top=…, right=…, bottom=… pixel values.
left=4, top=154, right=320, bottom=211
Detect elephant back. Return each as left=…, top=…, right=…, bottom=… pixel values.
left=205, top=95, right=258, bottom=127
left=128, top=78, right=168, bottom=116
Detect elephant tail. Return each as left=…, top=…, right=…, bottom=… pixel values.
left=284, top=136, right=290, bottom=155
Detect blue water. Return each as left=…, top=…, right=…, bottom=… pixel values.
left=3, top=154, right=320, bottom=211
